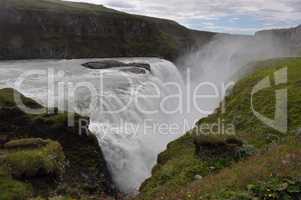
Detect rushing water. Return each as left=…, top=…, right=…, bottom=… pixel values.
left=0, top=32, right=293, bottom=194
left=1, top=37, right=267, bottom=192
left=0, top=58, right=205, bottom=193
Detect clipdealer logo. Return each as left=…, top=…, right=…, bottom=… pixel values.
left=251, top=67, right=288, bottom=133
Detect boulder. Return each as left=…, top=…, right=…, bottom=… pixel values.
left=4, top=138, right=65, bottom=178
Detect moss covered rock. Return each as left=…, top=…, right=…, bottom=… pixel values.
left=3, top=138, right=65, bottom=179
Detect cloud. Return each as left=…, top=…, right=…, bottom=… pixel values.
left=64, top=0, right=301, bottom=34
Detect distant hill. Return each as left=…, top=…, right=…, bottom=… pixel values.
left=255, top=25, right=301, bottom=56
left=0, top=0, right=216, bottom=60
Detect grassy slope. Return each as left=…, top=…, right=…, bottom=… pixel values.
left=137, top=57, right=301, bottom=200
left=4, top=0, right=177, bottom=24
left=3, top=0, right=187, bottom=27
left=1, top=0, right=119, bottom=14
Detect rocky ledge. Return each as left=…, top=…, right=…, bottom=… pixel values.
left=0, top=88, right=115, bottom=200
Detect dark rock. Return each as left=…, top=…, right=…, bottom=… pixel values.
left=82, top=60, right=129, bottom=69
left=119, top=67, right=148, bottom=74
left=0, top=135, right=8, bottom=147
left=130, top=63, right=152, bottom=71
left=82, top=60, right=151, bottom=74
left=194, top=135, right=246, bottom=158
left=225, top=137, right=244, bottom=147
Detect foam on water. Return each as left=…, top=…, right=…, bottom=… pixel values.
left=0, top=58, right=192, bottom=193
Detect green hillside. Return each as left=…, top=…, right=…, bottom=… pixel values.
left=137, top=57, right=301, bottom=200
left=0, top=0, right=215, bottom=61
left=0, top=0, right=119, bottom=14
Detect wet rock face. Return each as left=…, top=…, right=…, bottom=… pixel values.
left=0, top=0, right=216, bottom=61
left=82, top=60, right=151, bottom=74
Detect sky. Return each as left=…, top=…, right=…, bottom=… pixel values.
left=64, top=0, right=301, bottom=35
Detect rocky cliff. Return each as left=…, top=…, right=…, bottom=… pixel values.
left=0, top=0, right=216, bottom=61
left=255, top=25, right=301, bottom=55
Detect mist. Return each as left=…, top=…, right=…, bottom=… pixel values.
left=0, top=32, right=296, bottom=196
left=178, top=33, right=292, bottom=82
left=100, top=32, right=297, bottom=193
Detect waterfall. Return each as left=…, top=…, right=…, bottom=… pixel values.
left=0, top=58, right=191, bottom=193
left=89, top=59, right=186, bottom=193
left=0, top=34, right=294, bottom=195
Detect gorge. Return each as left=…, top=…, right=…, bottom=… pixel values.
left=0, top=0, right=301, bottom=200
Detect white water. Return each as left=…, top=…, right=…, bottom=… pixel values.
left=0, top=58, right=204, bottom=193
left=0, top=34, right=290, bottom=194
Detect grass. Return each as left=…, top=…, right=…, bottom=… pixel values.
left=0, top=88, right=42, bottom=109
left=139, top=134, right=249, bottom=199
left=1, top=0, right=120, bottom=14
left=177, top=140, right=301, bottom=200
left=31, top=196, right=76, bottom=200
left=202, top=57, right=301, bottom=147
left=0, top=138, right=65, bottom=199
left=3, top=139, right=65, bottom=178
left=207, top=176, right=301, bottom=200
left=0, top=177, right=32, bottom=200
left=136, top=57, right=301, bottom=200
left=0, top=166, right=32, bottom=200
